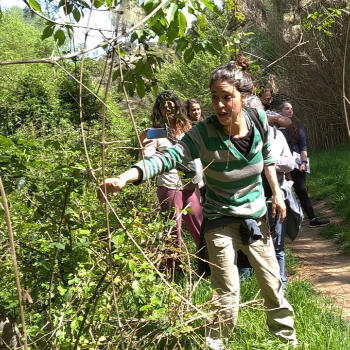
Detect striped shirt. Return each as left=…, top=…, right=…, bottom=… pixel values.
left=134, top=108, right=275, bottom=219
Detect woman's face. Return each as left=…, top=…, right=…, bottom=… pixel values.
left=279, top=103, right=293, bottom=118
left=188, top=103, right=201, bottom=121
left=160, top=100, right=176, bottom=118
left=211, top=81, right=243, bottom=127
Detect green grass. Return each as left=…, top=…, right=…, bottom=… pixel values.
left=175, top=231, right=350, bottom=350
left=307, top=143, right=350, bottom=255
left=168, top=272, right=350, bottom=349
left=308, top=143, right=350, bottom=219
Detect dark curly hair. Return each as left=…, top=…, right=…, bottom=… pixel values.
left=151, top=90, right=191, bottom=135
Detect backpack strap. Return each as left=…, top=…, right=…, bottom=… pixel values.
left=244, top=107, right=265, bottom=143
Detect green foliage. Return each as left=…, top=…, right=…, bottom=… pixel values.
left=306, top=144, right=350, bottom=255
left=302, top=7, right=348, bottom=36
left=0, top=8, right=110, bottom=132
left=1, top=2, right=350, bottom=350
left=160, top=51, right=220, bottom=114
left=24, top=0, right=225, bottom=99
left=307, top=144, right=350, bottom=219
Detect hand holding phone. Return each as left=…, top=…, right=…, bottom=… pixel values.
left=146, top=128, right=168, bottom=139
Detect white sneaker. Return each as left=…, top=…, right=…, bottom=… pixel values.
left=205, top=337, right=225, bottom=350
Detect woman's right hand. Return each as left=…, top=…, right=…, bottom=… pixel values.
left=299, top=162, right=307, bottom=172
left=139, top=128, right=152, bottom=146
left=97, top=177, right=126, bottom=202
left=97, top=168, right=142, bottom=203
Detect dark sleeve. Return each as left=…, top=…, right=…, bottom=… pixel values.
left=298, top=123, right=307, bottom=152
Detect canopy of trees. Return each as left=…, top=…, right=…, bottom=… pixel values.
left=0, top=0, right=349, bottom=348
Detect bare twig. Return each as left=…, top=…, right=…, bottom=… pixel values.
left=104, top=46, right=127, bottom=350
left=261, top=36, right=309, bottom=71
left=1, top=0, right=171, bottom=67
left=77, top=0, right=95, bottom=174
left=22, top=0, right=116, bottom=32
left=86, top=137, right=132, bottom=144
left=116, top=44, right=151, bottom=185
left=342, top=17, right=350, bottom=141
left=0, top=175, right=28, bottom=349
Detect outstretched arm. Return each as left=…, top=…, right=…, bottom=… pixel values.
left=97, top=168, right=142, bottom=202
left=263, top=164, right=286, bottom=223
left=267, top=114, right=292, bottom=128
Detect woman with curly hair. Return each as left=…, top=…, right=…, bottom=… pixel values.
left=139, top=91, right=203, bottom=270
left=277, top=101, right=330, bottom=228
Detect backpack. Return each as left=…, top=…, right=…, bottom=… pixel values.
left=244, top=107, right=265, bottom=143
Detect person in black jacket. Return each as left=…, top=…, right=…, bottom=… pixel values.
left=276, top=101, right=330, bottom=228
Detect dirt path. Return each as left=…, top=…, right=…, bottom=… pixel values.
left=288, top=202, right=350, bottom=319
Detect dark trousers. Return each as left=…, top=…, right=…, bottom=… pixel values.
left=157, top=186, right=203, bottom=269
left=290, top=169, right=315, bottom=221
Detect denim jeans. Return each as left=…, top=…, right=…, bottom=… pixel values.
left=268, top=209, right=288, bottom=287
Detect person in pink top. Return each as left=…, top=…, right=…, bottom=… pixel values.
left=140, top=91, right=203, bottom=271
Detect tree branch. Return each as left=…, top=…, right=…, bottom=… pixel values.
left=0, top=0, right=170, bottom=67
left=0, top=175, right=28, bottom=350
left=342, top=16, right=350, bottom=141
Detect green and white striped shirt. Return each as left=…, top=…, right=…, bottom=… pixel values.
left=134, top=108, right=275, bottom=219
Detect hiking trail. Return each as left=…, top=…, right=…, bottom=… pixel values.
left=288, top=201, right=350, bottom=319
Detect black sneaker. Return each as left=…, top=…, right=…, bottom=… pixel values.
left=309, top=218, right=330, bottom=228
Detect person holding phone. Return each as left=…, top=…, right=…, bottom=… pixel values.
left=98, top=57, right=297, bottom=350
left=139, top=91, right=203, bottom=271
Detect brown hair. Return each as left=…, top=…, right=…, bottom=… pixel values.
left=276, top=101, right=299, bottom=145
left=185, top=98, right=205, bottom=122
left=209, top=55, right=253, bottom=96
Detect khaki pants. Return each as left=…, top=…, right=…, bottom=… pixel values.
left=204, top=219, right=296, bottom=344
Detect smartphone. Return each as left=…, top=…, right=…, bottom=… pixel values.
left=146, top=128, right=168, bottom=139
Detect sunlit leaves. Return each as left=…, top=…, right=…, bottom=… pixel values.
left=0, top=135, right=14, bottom=147
left=73, top=8, right=81, bottom=22
left=199, top=0, right=221, bottom=16
left=28, top=0, right=42, bottom=13
left=54, top=29, right=66, bottom=46
left=93, top=0, right=105, bottom=8
left=196, top=14, right=207, bottom=33
left=42, top=25, right=55, bottom=40
left=183, top=48, right=194, bottom=63
left=209, top=38, right=221, bottom=52
left=50, top=242, right=65, bottom=250
left=135, top=59, right=144, bottom=74
left=166, top=3, right=179, bottom=25
left=178, top=11, right=187, bottom=37
left=302, top=7, right=347, bottom=36
left=136, top=80, right=146, bottom=98
left=32, top=0, right=225, bottom=97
